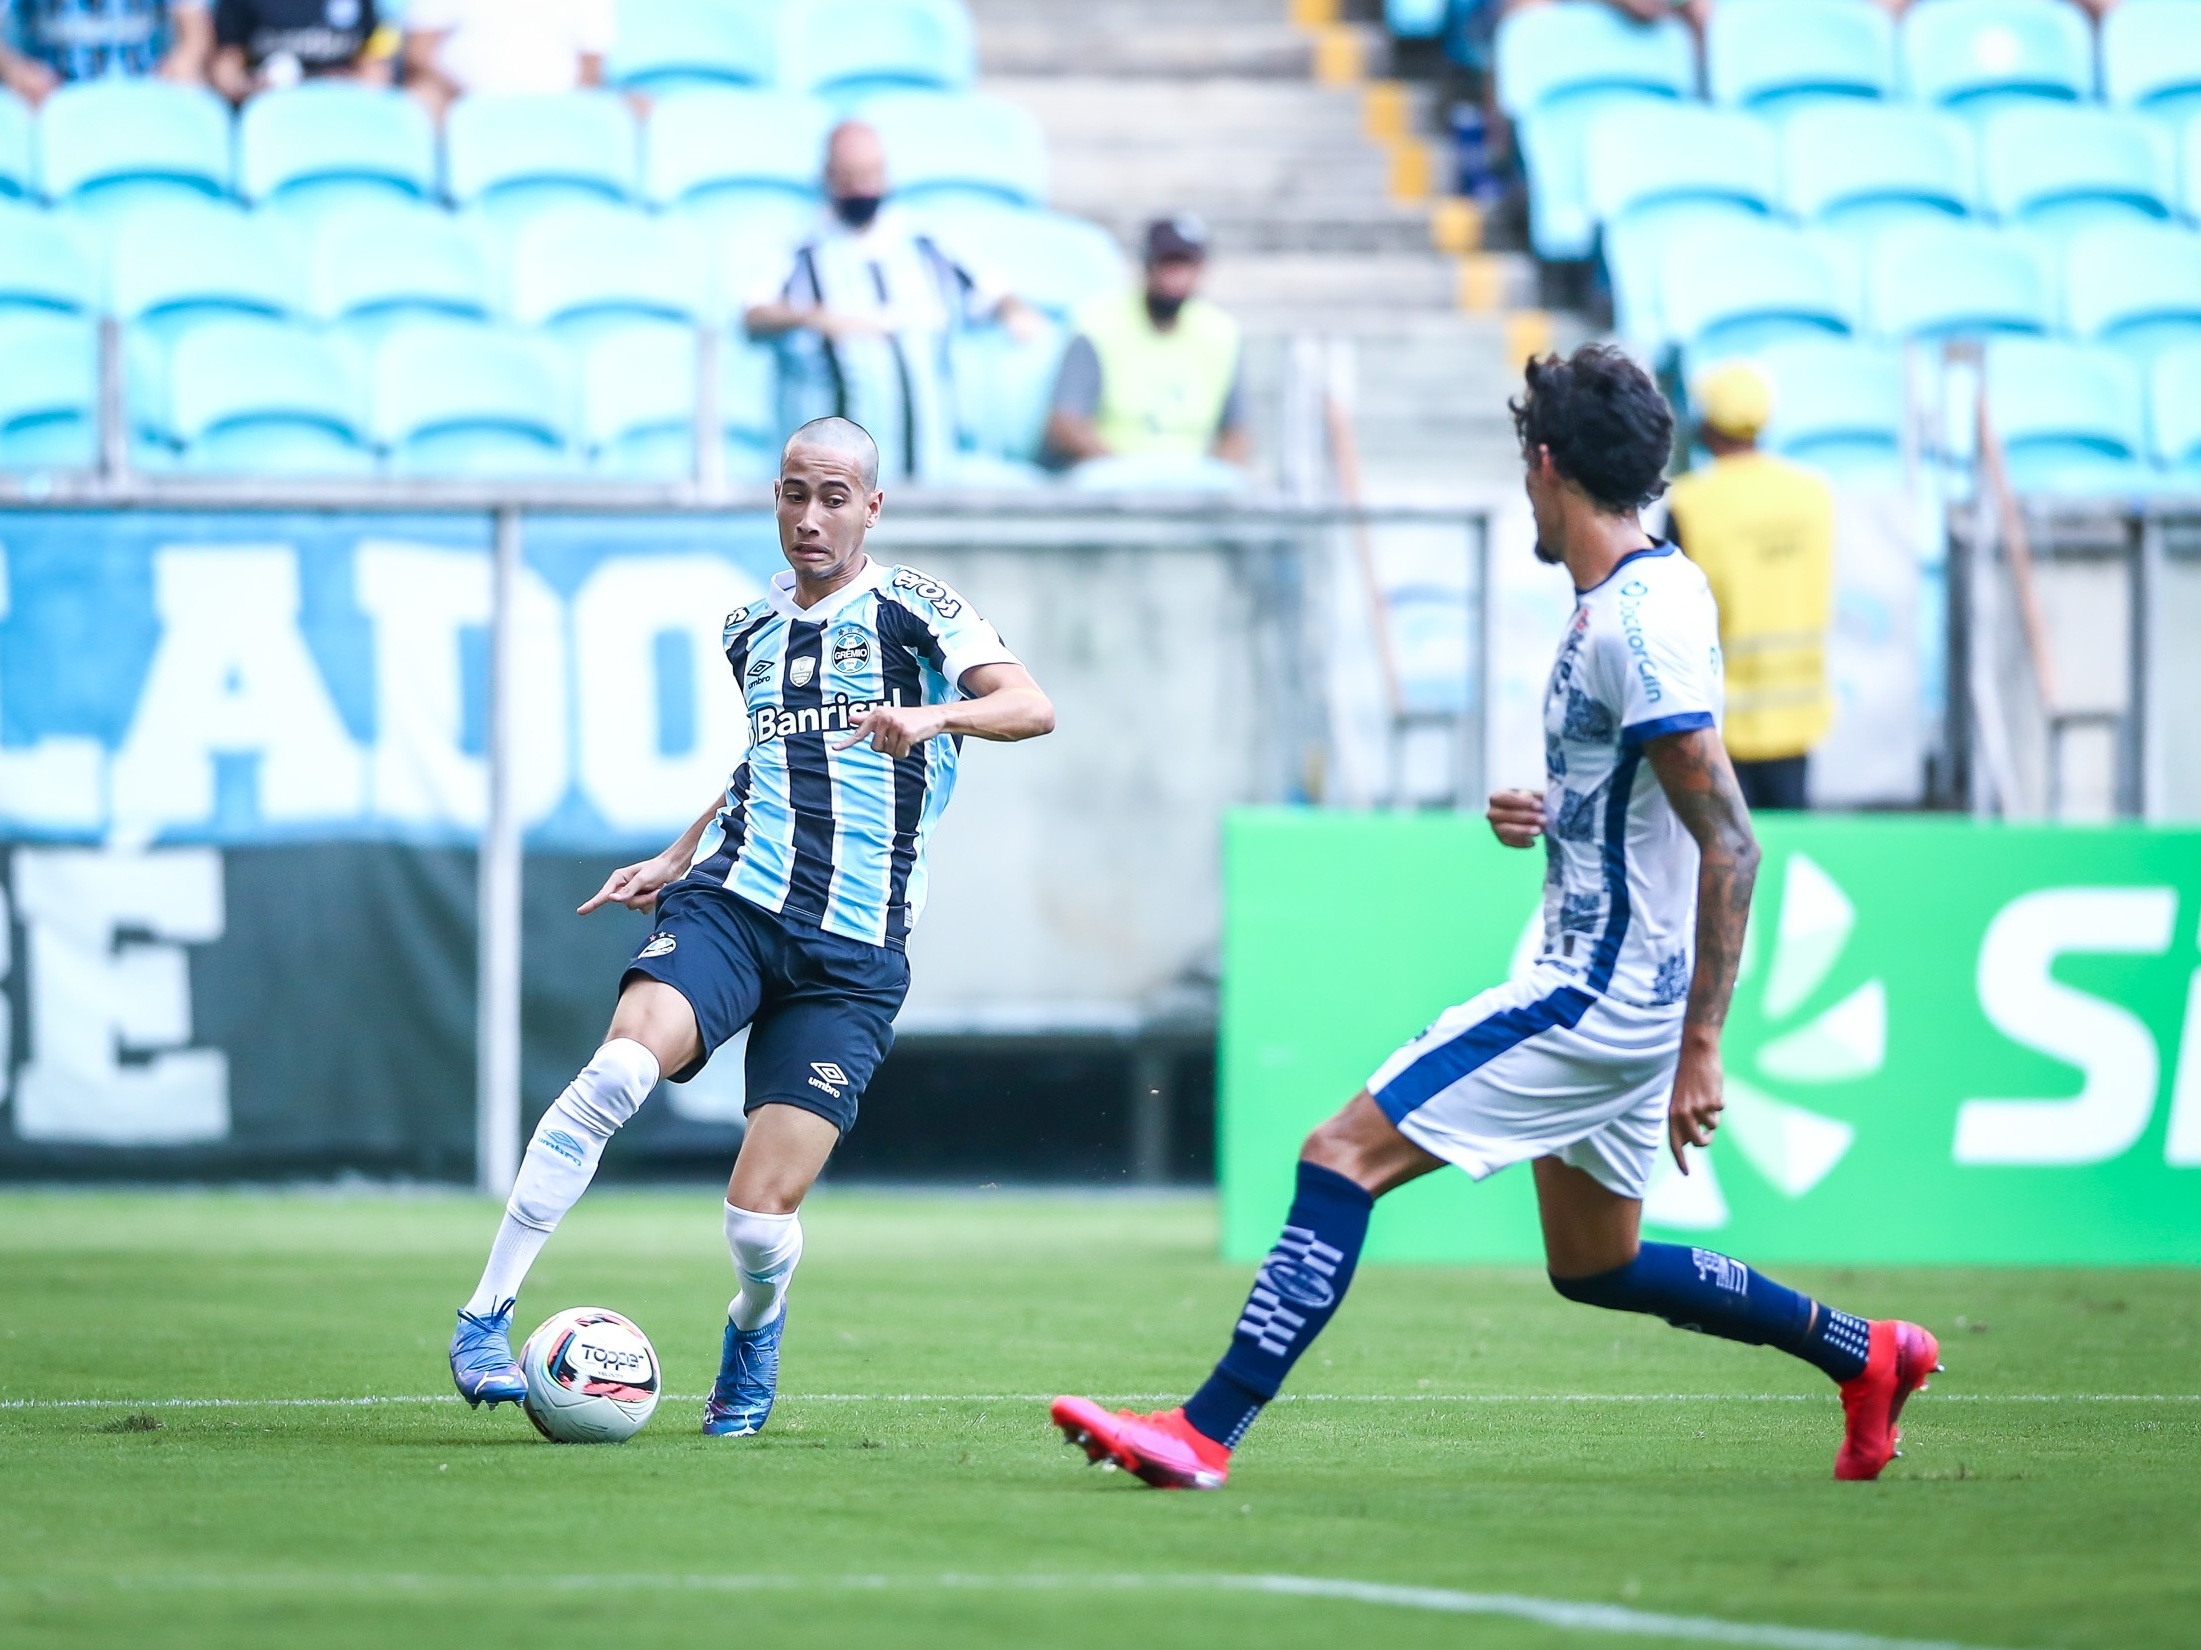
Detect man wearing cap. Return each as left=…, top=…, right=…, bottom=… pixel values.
left=1045, top=215, right=1249, bottom=470
left=1661, top=361, right=1836, bottom=812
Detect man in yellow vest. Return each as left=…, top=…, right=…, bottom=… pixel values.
left=1662, top=362, right=1836, bottom=811
left=1045, top=215, right=1248, bottom=469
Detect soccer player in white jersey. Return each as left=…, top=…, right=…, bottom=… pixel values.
left=449, top=416, right=1054, bottom=1434
left=1053, top=346, right=1939, bottom=1488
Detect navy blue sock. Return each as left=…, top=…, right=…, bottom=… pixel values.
left=1182, top=1161, right=1373, bottom=1448
left=1550, top=1242, right=1870, bottom=1383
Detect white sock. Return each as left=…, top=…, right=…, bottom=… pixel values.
left=463, top=1039, right=661, bottom=1316
left=725, top=1201, right=803, bottom=1332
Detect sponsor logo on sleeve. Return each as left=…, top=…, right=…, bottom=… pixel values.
left=808, top=1061, right=849, bottom=1098
left=638, top=933, right=676, bottom=959
left=891, top=569, right=963, bottom=618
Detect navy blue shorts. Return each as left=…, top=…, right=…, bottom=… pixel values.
left=621, top=878, right=909, bottom=1138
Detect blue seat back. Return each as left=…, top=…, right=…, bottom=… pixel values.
left=504, top=203, right=711, bottom=332
left=1662, top=220, right=1852, bottom=362
left=444, top=92, right=638, bottom=220
left=2063, top=220, right=2201, bottom=357
left=612, top=0, right=778, bottom=92
left=0, top=310, right=96, bottom=461
left=238, top=85, right=436, bottom=215
left=372, top=318, right=571, bottom=473
left=1985, top=336, right=2152, bottom=490
left=108, top=200, right=303, bottom=332
left=1979, top=105, right=2176, bottom=231
left=706, top=199, right=828, bottom=316
left=1901, top=0, right=2093, bottom=114
left=308, top=201, right=493, bottom=326
left=0, top=90, right=29, bottom=197
left=778, top=0, right=978, bottom=106
left=1387, top=0, right=1448, bottom=39
left=1586, top=102, right=1777, bottom=227
left=2102, top=0, right=2201, bottom=120
left=1782, top=103, right=1976, bottom=230
left=862, top=90, right=1047, bottom=208
left=160, top=315, right=364, bottom=444
left=0, top=200, right=98, bottom=314
left=36, top=79, right=232, bottom=211
left=1495, top=3, right=1694, bottom=116
left=911, top=200, right=1124, bottom=320
left=1707, top=0, right=1895, bottom=112
left=575, top=318, right=697, bottom=473
left=947, top=320, right=1067, bottom=463
left=1866, top=220, right=2050, bottom=339
left=643, top=88, right=833, bottom=209
left=1753, top=335, right=1906, bottom=478
left=2182, top=117, right=2201, bottom=221
left=2148, top=342, right=2201, bottom=465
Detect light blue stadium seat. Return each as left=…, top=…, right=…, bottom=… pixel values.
left=1900, top=0, right=2093, bottom=118
left=2147, top=341, right=2201, bottom=482
left=1866, top=220, right=2051, bottom=341
left=503, top=202, right=710, bottom=336
left=1495, top=3, right=1695, bottom=260
left=1752, top=336, right=1907, bottom=482
left=2182, top=115, right=2201, bottom=223
left=2064, top=221, right=2201, bottom=361
left=947, top=320, right=1068, bottom=464
left=2102, top=0, right=2201, bottom=129
left=1663, top=220, right=1852, bottom=370
left=1781, top=103, right=1975, bottom=243
left=0, top=311, right=96, bottom=470
left=35, top=79, right=232, bottom=215
left=1067, top=453, right=1245, bottom=493
left=0, top=90, right=29, bottom=197
left=371, top=318, right=573, bottom=476
left=644, top=88, right=832, bottom=220
left=1706, top=0, right=1895, bottom=115
left=709, top=203, right=827, bottom=321
left=306, top=200, right=493, bottom=330
left=1585, top=102, right=1778, bottom=344
left=238, top=84, right=436, bottom=220
left=861, top=90, right=1046, bottom=208
left=1983, top=336, right=2156, bottom=495
left=1979, top=105, right=2176, bottom=238
left=444, top=92, right=639, bottom=225
left=108, top=200, right=304, bottom=340
left=779, top=0, right=978, bottom=109
left=1387, top=0, right=1448, bottom=39
left=155, top=316, right=373, bottom=476
left=577, top=318, right=698, bottom=477
left=612, top=0, right=777, bottom=92
left=0, top=200, right=98, bottom=314
left=911, top=200, right=1125, bottom=320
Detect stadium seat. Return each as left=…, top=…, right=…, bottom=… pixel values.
left=238, top=84, right=437, bottom=219
left=778, top=0, right=979, bottom=108
left=108, top=200, right=303, bottom=338
left=1900, top=0, right=2093, bottom=118
left=1865, top=220, right=2051, bottom=340
left=1706, top=0, right=1896, bottom=115
left=0, top=311, right=96, bottom=470
left=861, top=90, right=1047, bottom=208
left=443, top=92, right=638, bottom=224
left=0, top=201, right=98, bottom=315
left=2182, top=115, right=2201, bottom=223
left=502, top=203, right=711, bottom=335
left=0, top=90, right=29, bottom=197
left=1752, top=335, right=1907, bottom=482
left=2102, top=0, right=2201, bottom=129
left=35, top=79, right=232, bottom=215
left=710, top=206, right=826, bottom=320
left=911, top=200, right=1125, bottom=320
left=1067, top=453, right=1244, bottom=493
left=611, top=0, right=777, bottom=92
left=157, top=316, right=373, bottom=475
left=947, top=320, right=1068, bottom=464
left=306, top=201, right=494, bottom=330
left=371, top=318, right=573, bottom=476
left=1983, top=336, right=2155, bottom=495
left=1780, top=104, right=1976, bottom=240
left=1663, top=220, right=1853, bottom=370
left=576, top=318, right=698, bottom=477
left=1386, top=0, right=1448, bottom=38
left=2147, top=341, right=2201, bottom=480
left=1493, top=2, right=1696, bottom=260
left=2063, top=221, right=2201, bottom=360
left=643, top=88, right=833, bottom=220
left=1977, top=105, right=2177, bottom=237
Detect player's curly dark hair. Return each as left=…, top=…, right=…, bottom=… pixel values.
left=1508, top=344, right=1673, bottom=514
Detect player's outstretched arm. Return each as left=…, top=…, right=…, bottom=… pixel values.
left=831, top=663, right=1055, bottom=759
left=578, top=794, right=725, bottom=915
left=1644, top=727, right=1762, bottom=1172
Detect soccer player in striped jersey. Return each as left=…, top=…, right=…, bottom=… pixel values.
left=449, top=417, right=1053, bottom=1433
left=1052, top=346, right=1939, bottom=1489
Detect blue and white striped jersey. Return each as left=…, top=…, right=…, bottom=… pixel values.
left=689, top=557, right=1018, bottom=951
left=2, top=0, right=181, bottom=79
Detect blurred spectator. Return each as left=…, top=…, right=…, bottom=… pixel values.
left=745, top=120, right=1041, bottom=482
left=1661, top=362, right=1836, bottom=812
left=0, top=0, right=213, bottom=105
left=401, top=0, right=612, bottom=117
left=1046, top=215, right=1248, bottom=469
left=211, top=0, right=393, bottom=102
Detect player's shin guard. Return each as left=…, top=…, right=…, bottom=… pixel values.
left=462, top=1039, right=661, bottom=1316
left=1181, top=1161, right=1374, bottom=1449
left=1550, top=1241, right=1871, bottom=1383
left=724, top=1202, right=802, bottom=1331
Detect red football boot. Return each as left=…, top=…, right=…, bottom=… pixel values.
left=1050, top=1396, right=1231, bottom=1490
left=1835, top=1320, right=1942, bottom=1481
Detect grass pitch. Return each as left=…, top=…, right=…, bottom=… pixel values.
left=2, top=1191, right=2197, bottom=1650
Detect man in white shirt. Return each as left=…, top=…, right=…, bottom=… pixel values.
left=401, top=0, right=612, bottom=116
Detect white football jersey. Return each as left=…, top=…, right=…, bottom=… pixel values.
left=1536, top=543, right=1724, bottom=1012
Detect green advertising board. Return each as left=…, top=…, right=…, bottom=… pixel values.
left=1220, top=811, right=2201, bottom=1265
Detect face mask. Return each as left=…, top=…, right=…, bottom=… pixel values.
left=1145, top=290, right=1187, bottom=326
left=832, top=194, right=883, bottom=229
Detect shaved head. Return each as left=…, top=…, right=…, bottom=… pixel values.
left=824, top=120, right=887, bottom=198
left=782, top=416, right=880, bottom=492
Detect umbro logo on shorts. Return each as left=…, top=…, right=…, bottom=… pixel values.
left=808, top=1061, right=849, bottom=1098
left=638, top=933, right=676, bottom=958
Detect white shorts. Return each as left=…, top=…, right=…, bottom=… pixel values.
left=1366, top=965, right=1683, bottom=1200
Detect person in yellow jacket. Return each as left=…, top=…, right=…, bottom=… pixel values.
left=1661, top=361, right=1835, bottom=811
left=1045, top=215, right=1249, bottom=468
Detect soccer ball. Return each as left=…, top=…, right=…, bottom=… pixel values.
left=518, top=1306, right=661, bottom=1443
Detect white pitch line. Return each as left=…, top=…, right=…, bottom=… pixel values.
left=0, top=1570, right=2017, bottom=1650
left=6, top=1391, right=2200, bottom=1411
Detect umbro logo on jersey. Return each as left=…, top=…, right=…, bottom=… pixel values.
left=789, top=656, right=816, bottom=688
left=746, top=656, right=774, bottom=685
left=831, top=627, right=870, bottom=670
left=808, top=1061, right=849, bottom=1098
left=638, top=933, right=676, bottom=958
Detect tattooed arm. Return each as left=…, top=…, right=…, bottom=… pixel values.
left=1644, top=727, right=1761, bottom=1173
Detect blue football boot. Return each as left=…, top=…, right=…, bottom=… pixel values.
left=702, top=1307, right=786, bottom=1437
left=449, top=1300, right=527, bottom=1409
